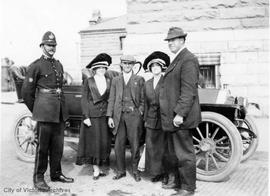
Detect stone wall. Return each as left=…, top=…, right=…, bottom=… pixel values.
left=125, top=0, right=269, bottom=115
left=80, top=30, right=126, bottom=67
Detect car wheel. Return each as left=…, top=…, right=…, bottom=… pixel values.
left=194, top=112, right=243, bottom=182
left=237, top=115, right=259, bottom=162
left=13, top=110, right=36, bottom=162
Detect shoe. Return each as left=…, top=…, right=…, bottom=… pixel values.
left=51, top=174, right=74, bottom=183
left=151, top=174, right=164, bottom=182
left=99, top=172, right=106, bottom=177
left=133, top=173, right=141, bottom=182
left=113, top=173, right=126, bottom=180
left=162, top=183, right=181, bottom=190
left=93, top=175, right=99, bottom=180
left=162, top=174, right=169, bottom=185
left=170, top=189, right=195, bottom=196
left=34, top=179, right=50, bottom=192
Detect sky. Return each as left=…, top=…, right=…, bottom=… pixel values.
left=0, top=0, right=126, bottom=68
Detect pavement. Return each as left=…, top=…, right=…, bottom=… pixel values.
left=0, top=91, right=269, bottom=196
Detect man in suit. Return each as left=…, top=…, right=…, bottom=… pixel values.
left=107, top=55, right=145, bottom=182
left=22, top=31, right=74, bottom=192
left=159, top=27, right=202, bottom=196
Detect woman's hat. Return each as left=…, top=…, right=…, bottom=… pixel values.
left=143, top=51, right=170, bottom=72
left=164, top=27, right=187, bottom=41
left=86, top=53, right=112, bottom=69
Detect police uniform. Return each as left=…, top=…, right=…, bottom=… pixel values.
left=22, top=31, right=73, bottom=192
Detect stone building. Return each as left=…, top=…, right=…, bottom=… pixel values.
left=79, top=11, right=127, bottom=70
left=79, top=0, right=269, bottom=115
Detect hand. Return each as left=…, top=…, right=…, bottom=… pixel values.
left=173, top=114, right=183, bottom=127
left=83, top=118, right=92, bottom=127
left=108, top=117, right=115, bottom=128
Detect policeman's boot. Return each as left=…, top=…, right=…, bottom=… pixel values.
left=34, top=179, right=50, bottom=192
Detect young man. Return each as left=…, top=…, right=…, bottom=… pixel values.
left=22, top=31, right=74, bottom=192
left=159, top=27, right=202, bottom=196
left=107, top=55, right=145, bottom=182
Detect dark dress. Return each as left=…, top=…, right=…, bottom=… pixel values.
left=76, top=76, right=112, bottom=166
left=144, top=76, right=165, bottom=176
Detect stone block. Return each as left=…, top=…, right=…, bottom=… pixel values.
left=255, top=0, right=269, bottom=6
left=228, top=40, right=264, bottom=51
left=183, top=9, right=219, bottom=21
left=221, top=52, right=237, bottom=63
left=200, top=41, right=228, bottom=53
left=257, top=52, right=270, bottom=62
left=247, top=85, right=269, bottom=97
left=207, top=0, right=239, bottom=8
left=231, top=28, right=269, bottom=41
left=257, top=73, right=269, bottom=85
left=220, top=7, right=266, bottom=19
left=228, top=85, right=248, bottom=97
left=220, top=63, right=247, bottom=76
left=235, top=51, right=259, bottom=62
left=241, top=18, right=269, bottom=28
left=190, top=30, right=234, bottom=42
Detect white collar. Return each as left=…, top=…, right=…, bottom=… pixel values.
left=171, top=46, right=186, bottom=61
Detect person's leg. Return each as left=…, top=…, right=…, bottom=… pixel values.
left=173, top=129, right=196, bottom=192
left=33, top=122, right=51, bottom=181
left=113, top=116, right=127, bottom=179
left=33, top=122, right=51, bottom=191
left=126, top=112, right=143, bottom=181
left=49, top=122, right=64, bottom=178
left=50, top=121, right=74, bottom=183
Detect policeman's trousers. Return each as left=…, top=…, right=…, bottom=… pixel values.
left=33, top=121, right=64, bottom=182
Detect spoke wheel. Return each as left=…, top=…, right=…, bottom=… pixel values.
left=13, top=110, right=37, bottom=162
left=194, top=112, right=243, bottom=182
left=237, top=115, right=259, bottom=162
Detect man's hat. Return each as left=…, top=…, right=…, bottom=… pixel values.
left=143, top=51, right=170, bottom=72
left=164, top=27, right=187, bottom=41
left=120, top=55, right=136, bottom=63
left=40, top=31, right=57, bottom=47
left=86, top=53, right=112, bottom=69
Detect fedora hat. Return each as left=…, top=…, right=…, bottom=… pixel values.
left=86, top=53, right=112, bottom=69
left=143, top=51, right=170, bottom=72
left=164, top=27, right=187, bottom=41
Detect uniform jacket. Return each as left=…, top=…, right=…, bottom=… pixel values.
left=159, top=48, right=202, bottom=131
left=81, top=75, right=112, bottom=119
left=106, top=73, right=145, bottom=135
left=22, top=55, right=68, bottom=123
left=144, top=76, right=163, bottom=130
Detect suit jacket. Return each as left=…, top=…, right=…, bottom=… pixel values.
left=144, top=76, right=163, bottom=130
left=22, top=56, right=68, bottom=123
left=106, top=73, right=145, bottom=135
left=81, top=76, right=111, bottom=119
left=159, top=48, right=202, bottom=131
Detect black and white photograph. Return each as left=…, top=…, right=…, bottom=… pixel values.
left=1, top=0, right=269, bottom=195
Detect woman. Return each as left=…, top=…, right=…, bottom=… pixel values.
left=76, top=53, right=114, bottom=180
left=143, top=51, right=170, bottom=183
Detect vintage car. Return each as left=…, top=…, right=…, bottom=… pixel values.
left=11, top=64, right=259, bottom=182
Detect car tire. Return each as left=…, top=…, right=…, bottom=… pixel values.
left=238, top=115, right=259, bottom=162
left=194, top=112, right=243, bottom=182
left=13, top=109, right=36, bottom=163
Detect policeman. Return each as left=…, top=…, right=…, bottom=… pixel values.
left=22, top=31, right=74, bottom=192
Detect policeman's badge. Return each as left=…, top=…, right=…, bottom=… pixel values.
left=29, top=78, right=33, bottom=82
left=49, top=33, right=54, bottom=40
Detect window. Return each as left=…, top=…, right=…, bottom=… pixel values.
left=196, top=53, right=221, bottom=89
left=119, top=36, right=126, bottom=50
